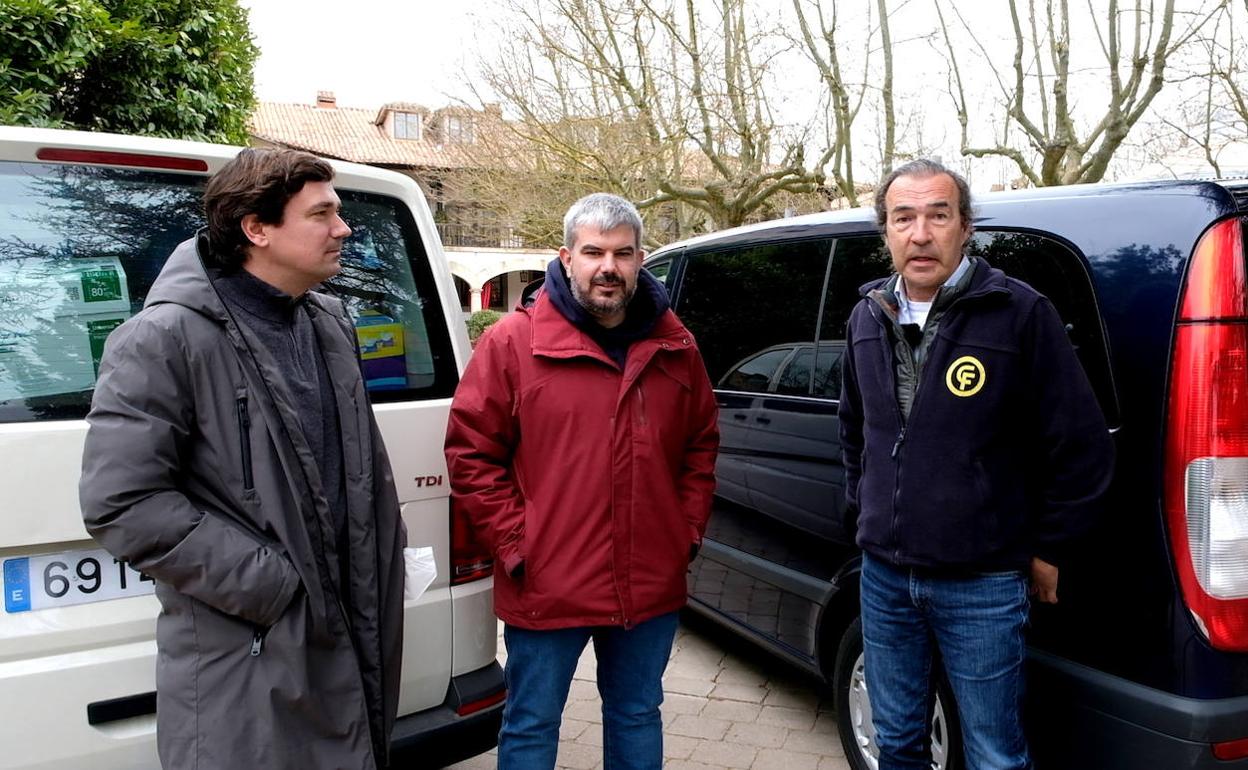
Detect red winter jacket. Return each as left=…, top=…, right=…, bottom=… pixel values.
left=444, top=291, right=718, bottom=630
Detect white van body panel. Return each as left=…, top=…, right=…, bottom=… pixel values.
left=0, top=127, right=489, bottom=769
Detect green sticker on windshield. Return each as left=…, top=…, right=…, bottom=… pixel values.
left=88, top=318, right=126, bottom=376
left=81, top=269, right=123, bottom=303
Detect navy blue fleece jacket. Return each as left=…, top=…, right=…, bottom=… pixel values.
left=838, top=260, right=1114, bottom=571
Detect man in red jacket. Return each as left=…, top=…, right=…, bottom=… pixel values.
left=445, top=193, right=719, bottom=769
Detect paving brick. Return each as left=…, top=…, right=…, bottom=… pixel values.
left=554, top=741, right=601, bottom=769
left=756, top=705, right=817, bottom=731
left=668, top=714, right=732, bottom=741
left=560, top=718, right=592, bottom=742
left=818, top=756, right=853, bottom=770
left=762, top=686, right=821, bottom=710
left=664, top=692, right=709, bottom=715
left=782, top=728, right=844, bottom=756
left=665, top=676, right=716, bottom=697
left=666, top=761, right=721, bottom=770
left=709, top=682, right=768, bottom=703
left=750, top=748, right=822, bottom=770
left=567, top=679, right=600, bottom=701
left=813, top=713, right=839, bottom=734
left=701, top=698, right=762, bottom=723
left=564, top=699, right=603, bottom=724
left=576, top=724, right=604, bottom=747
left=663, top=733, right=702, bottom=760
left=725, top=721, right=788, bottom=749
left=715, top=663, right=771, bottom=688
left=691, top=739, right=759, bottom=768
left=666, top=655, right=724, bottom=679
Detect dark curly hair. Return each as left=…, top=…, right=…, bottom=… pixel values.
left=203, top=148, right=335, bottom=271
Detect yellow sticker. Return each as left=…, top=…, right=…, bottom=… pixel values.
left=945, top=355, right=986, bottom=397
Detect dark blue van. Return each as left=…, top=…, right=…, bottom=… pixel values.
left=647, top=179, right=1248, bottom=769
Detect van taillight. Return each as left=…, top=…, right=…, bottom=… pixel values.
left=450, top=502, right=493, bottom=585
left=36, top=147, right=209, bottom=172
left=1165, top=217, right=1248, bottom=652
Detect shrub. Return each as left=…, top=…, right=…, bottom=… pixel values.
left=466, top=309, right=505, bottom=344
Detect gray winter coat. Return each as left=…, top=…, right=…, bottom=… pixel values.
left=79, top=234, right=406, bottom=770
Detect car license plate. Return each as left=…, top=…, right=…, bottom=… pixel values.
left=3, top=547, right=155, bottom=613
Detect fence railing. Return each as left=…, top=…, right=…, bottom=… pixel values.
left=436, top=223, right=535, bottom=249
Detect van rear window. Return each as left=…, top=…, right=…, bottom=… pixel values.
left=0, top=161, right=456, bottom=422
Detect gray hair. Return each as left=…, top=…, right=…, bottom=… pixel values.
left=563, top=193, right=643, bottom=250
left=873, top=158, right=974, bottom=231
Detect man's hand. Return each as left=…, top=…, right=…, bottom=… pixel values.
left=1030, top=557, right=1059, bottom=604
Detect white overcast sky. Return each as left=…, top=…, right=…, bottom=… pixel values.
left=240, top=0, right=488, bottom=109
left=238, top=0, right=1235, bottom=185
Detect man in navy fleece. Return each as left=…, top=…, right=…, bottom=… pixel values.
left=838, top=159, right=1113, bottom=770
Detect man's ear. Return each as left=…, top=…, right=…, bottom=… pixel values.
left=558, top=246, right=571, bottom=273
left=240, top=213, right=268, bottom=248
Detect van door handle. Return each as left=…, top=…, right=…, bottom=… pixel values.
left=732, top=414, right=747, bottom=421
left=87, top=691, right=157, bottom=725
left=755, top=416, right=771, bottom=424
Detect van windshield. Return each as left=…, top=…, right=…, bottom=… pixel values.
left=0, top=161, right=455, bottom=422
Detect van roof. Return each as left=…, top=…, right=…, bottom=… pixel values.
left=0, top=125, right=425, bottom=201
left=650, top=177, right=1248, bottom=258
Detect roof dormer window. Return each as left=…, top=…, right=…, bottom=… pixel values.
left=445, top=114, right=474, bottom=144
left=393, top=111, right=422, bottom=141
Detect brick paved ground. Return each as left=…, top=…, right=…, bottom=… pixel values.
left=446, top=614, right=852, bottom=770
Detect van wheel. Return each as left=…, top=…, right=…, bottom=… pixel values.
left=833, top=616, right=963, bottom=770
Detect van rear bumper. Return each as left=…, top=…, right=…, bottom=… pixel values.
left=1028, top=649, right=1248, bottom=769
left=390, top=661, right=505, bottom=768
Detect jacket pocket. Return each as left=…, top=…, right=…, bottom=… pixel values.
left=236, top=393, right=254, bottom=492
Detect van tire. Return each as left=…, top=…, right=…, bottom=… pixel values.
left=833, top=616, right=963, bottom=770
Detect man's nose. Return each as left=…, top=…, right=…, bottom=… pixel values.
left=601, top=252, right=617, bottom=272
left=333, top=214, right=352, bottom=239
left=910, top=216, right=932, bottom=243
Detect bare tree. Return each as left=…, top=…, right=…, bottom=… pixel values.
left=934, top=0, right=1219, bottom=186
left=1161, top=0, right=1248, bottom=176
left=464, top=0, right=833, bottom=242
left=788, top=0, right=898, bottom=201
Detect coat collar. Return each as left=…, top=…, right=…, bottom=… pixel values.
left=526, top=290, right=695, bottom=371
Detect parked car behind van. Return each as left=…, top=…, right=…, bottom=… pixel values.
left=648, top=179, right=1248, bottom=769
left=0, top=126, right=502, bottom=769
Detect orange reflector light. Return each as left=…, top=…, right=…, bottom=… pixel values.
left=456, top=689, right=506, bottom=717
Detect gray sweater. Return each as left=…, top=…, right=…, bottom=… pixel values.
left=212, top=269, right=349, bottom=554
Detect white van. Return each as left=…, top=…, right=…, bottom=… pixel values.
left=0, top=126, right=502, bottom=769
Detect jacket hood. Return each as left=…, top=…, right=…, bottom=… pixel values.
left=539, top=257, right=671, bottom=330
left=145, top=232, right=232, bottom=323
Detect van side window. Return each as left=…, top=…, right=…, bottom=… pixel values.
left=675, top=239, right=833, bottom=392
left=645, top=259, right=672, bottom=287
left=967, top=231, right=1119, bottom=425
left=0, top=162, right=456, bottom=423
left=822, top=235, right=893, bottom=399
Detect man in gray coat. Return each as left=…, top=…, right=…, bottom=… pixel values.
left=79, top=149, right=406, bottom=770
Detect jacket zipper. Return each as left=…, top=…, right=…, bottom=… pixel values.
left=236, top=394, right=254, bottom=491
left=250, top=628, right=265, bottom=656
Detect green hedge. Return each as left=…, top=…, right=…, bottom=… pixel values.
left=466, top=310, right=504, bottom=343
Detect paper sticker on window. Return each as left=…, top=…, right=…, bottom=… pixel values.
left=355, top=311, right=407, bottom=391
left=80, top=268, right=124, bottom=303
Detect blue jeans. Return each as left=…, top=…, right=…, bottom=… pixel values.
left=498, top=611, right=679, bottom=770
left=860, top=552, right=1031, bottom=770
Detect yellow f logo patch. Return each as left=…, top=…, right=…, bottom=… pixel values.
left=945, top=356, right=986, bottom=397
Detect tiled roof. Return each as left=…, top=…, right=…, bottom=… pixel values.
left=248, top=102, right=473, bottom=169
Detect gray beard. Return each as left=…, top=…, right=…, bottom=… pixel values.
left=570, top=276, right=635, bottom=320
